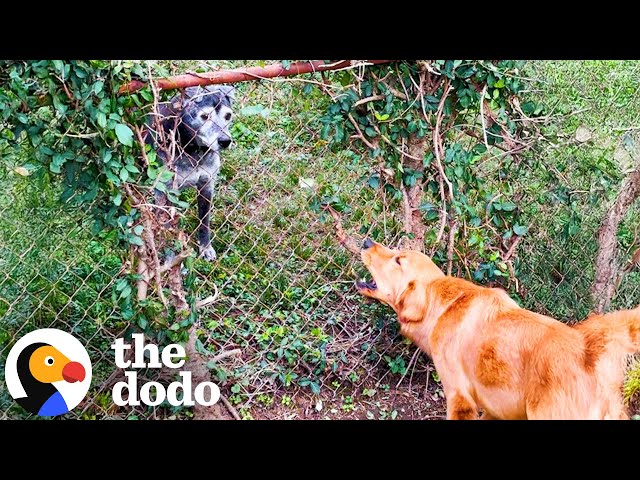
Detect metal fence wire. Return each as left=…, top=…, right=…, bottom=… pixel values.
left=1, top=60, right=640, bottom=420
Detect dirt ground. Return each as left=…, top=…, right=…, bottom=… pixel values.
left=249, top=370, right=447, bottom=420
left=237, top=366, right=640, bottom=420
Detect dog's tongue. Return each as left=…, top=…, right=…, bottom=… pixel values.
left=356, top=279, right=377, bottom=289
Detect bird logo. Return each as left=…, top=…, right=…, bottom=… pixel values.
left=5, top=329, right=92, bottom=417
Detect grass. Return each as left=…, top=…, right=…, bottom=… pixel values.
left=1, top=60, right=640, bottom=418
left=513, top=61, right=640, bottom=318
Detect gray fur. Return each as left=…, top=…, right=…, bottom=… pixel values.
left=149, top=85, right=235, bottom=261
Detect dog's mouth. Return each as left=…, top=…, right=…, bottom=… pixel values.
left=356, top=278, right=377, bottom=290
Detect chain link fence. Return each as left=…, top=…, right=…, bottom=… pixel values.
left=1, top=60, right=639, bottom=419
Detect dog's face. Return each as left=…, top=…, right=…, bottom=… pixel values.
left=177, top=85, right=235, bottom=152
left=356, top=239, right=433, bottom=306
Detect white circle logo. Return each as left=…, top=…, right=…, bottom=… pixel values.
left=5, top=329, right=92, bottom=417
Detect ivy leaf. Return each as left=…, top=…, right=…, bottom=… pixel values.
left=513, top=224, right=528, bottom=236
left=93, top=81, right=104, bottom=95
left=368, top=175, right=380, bottom=189
left=115, top=123, right=134, bottom=147
left=96, top=112, right=107, bottom=128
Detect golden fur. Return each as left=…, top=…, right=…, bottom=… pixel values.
left=357, top=240, right=640, bottom=420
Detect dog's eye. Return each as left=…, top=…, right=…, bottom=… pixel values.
left=395, top=256, right=402, bottom=266
left=224, top=112, right=232, bottom=121
left=200, top=113, right=209, bottom=121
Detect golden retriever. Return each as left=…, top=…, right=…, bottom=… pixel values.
left=356, top=239, right=640, bottom=420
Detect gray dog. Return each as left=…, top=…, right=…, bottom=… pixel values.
left=150, top=85, right=235, bottom=261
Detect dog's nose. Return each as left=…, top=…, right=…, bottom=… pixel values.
left=218, top=136, right=231, bottom=149
left=363, top=238, right=375, bottom=249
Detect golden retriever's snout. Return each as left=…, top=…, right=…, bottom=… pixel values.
left=362, top=238, right=375, bottom=250
left=356, top=238, right=377, bottom=291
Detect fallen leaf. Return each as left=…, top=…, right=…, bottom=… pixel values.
left=14, top=167, right=31, bottom=176
left=575, top=126, right=592, bottom=143
left=298, top=177, right=316, bottom=190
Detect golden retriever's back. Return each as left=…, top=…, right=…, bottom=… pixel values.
left=357, top=239, right=640, bottom=419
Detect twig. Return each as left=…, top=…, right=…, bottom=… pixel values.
left=376, top=76, right=408, bottom=100
left=480, top=85, right=490, bottom=152
left=432, top=79, right=455, bottom=245
left=353, top=94, right=385, bottom=108
left=65, top=132, right=100, bottom=139
left=52, top=74, right=75, bottom=105
left=502, top=235, right=523, bottom=262
left=396, top=347, right=421, bottom=389
left=614, top=126, right=640, bottom=132
left=323, top=205, right=360, bottom=255
left=446, top=219, right=459, bottom=276
left=209, top=348, right=242, bottom=363
left=159, top=250, right=193, bottom=274
left=347, top=113, right=377, bottom=150
left=220, top=394, right=241, bottom=420
left=134, top=125, right=150, bottom=168
left=196, top=284, right=220, bottom=308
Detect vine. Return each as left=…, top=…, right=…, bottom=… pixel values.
left=314, top=60, right=543, bottom=286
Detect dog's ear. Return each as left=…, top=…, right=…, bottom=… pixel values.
left=216, top=85, right=235, bottom=104
left=396, top=281, right=427, bottom=323
left=188, top=86, right=210, bottom=105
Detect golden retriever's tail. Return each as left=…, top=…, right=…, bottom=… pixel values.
left=575, top=305, right=640, bottom=363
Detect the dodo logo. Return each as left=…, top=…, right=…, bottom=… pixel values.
left=5, top=329, right=92, bottom=417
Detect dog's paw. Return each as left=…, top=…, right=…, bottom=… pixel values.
left=200, top=246, right=217, bottom=261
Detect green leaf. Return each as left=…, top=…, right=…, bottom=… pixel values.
left=128, top=235, right=144, bottom=246
left=96, top=111, right=107, bottom=128
left=158, top=169, right=174, bottom=183
left=119, top=167, right=129, bottom=182
left=501, top=201, right=516, bottom=212
left=133, top=225, right=144, bottom=236
left=119, top=285, right=132, bottom=299
left=138, top=316, right=148, bottom=330
left=513, top=224, right=528, bottom=236
left=115, top=123, right=134, bottom=147
left=494, top=79, right=505, bottom=88
left=93, top=81, right=104, bottom=95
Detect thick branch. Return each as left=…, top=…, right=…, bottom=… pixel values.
left=120, top=60, right=395, bottom=94
left=591, top=139, right=640, bottom=312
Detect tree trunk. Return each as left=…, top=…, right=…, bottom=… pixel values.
left=402, top=134, right=428, bottom=251
left=591, top=134, right=640, bottom=313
